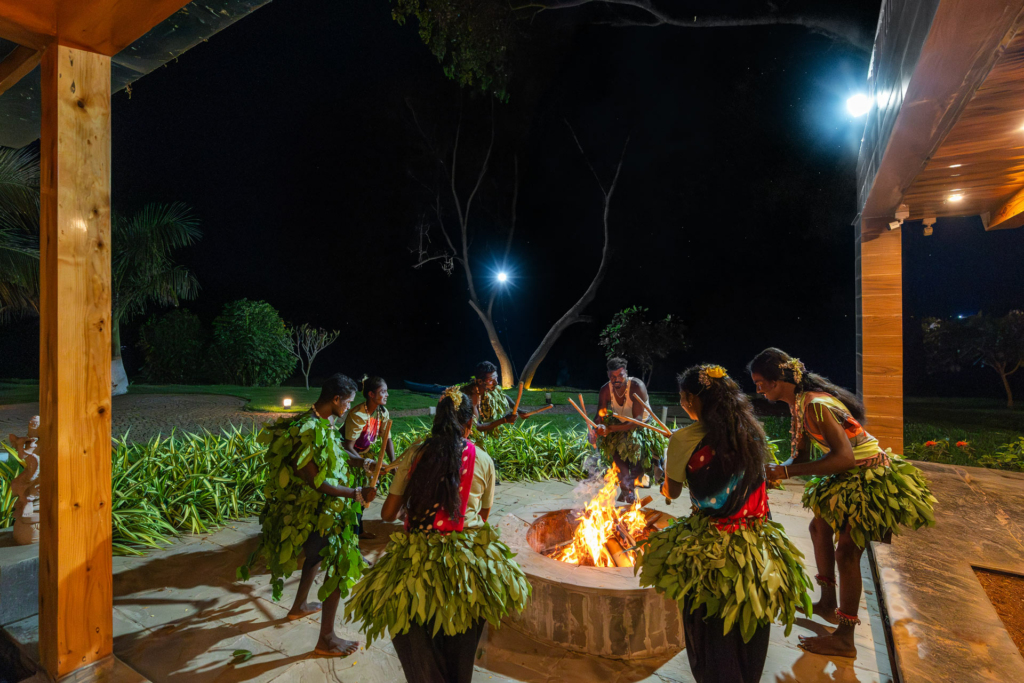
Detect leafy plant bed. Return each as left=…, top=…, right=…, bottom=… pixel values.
left=974, top=567, right=1024, bottom=657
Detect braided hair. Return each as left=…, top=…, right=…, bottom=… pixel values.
left=403, top=390, right=475, bottom=526
left=746, top=347, right=865, bottom=421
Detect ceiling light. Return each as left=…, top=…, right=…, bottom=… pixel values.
left=949, top=164, right=962, bottom=168
left=948, top=193, right=964, bottom=202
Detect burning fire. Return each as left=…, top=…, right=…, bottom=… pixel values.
left=553, top=466, right=651, bottom=568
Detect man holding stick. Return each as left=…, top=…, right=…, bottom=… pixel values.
left=593, top=357, right=668, bottom=503
left=462, top=361, right=530, bottom=434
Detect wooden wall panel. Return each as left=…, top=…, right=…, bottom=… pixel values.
left=858, top=227, right=904, bottom=453
left=38, top=44, right=113, bottom=679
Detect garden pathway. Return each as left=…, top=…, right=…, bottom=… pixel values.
left=4, top=481, right=894, bottom=683
left=0, top=394, right=283, bottom=443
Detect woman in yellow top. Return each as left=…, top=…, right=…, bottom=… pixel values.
left=748, top=348, right=936, bottom=658
left=343, top=376, right=394, bottom=539
left=346, top=387, right=529, bottom=683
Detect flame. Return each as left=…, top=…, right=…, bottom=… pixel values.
left=554, top=466, right=647, bottom=567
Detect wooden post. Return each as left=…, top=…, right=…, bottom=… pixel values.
left=856, top=221, right=903, bottom=453
left=38, top=43, right=113, bottom=679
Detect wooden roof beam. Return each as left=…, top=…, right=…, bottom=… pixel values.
left=0, top=44, right=41, bottom=97
left=987, top=185, right=1024, bottom=230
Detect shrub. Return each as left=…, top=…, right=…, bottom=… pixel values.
left=137, top=309, right=208, bottom=383
left=208, top=299, right=296, bottom=386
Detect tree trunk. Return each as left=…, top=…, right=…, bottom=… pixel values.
left=998, top=367, right=1014, bottom=408
left=111, top=319, right=128, bottom=396
left=470, top=299, right=515, bottom=388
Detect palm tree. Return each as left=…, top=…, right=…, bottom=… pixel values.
left=0, top=146, right=200, bottom=393
left=0, top=146, right=40, bottom=322
left=111, top=203, right=201, bottom=394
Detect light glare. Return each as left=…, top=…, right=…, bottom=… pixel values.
left=846, top=93, right=871, bottom=117
left=283, top=398, right=292, bottom=407
left=948, top=193, right=964, bottom=202
left=497, top=271, right=508, bottom=283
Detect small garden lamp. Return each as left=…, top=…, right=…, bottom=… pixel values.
left=283, top=397, right=292, bottom=408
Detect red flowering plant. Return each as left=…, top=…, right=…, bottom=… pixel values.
left=907, top=438, right=951, bottom=462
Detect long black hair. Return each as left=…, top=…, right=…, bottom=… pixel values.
left=678, top=365, right=769, bottom=482
left=403, top=390, right=475, bottom=526
left=746, top=347, right=865, bottom=421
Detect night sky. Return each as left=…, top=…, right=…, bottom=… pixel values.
left=3, top=0, right=1023, bottom=398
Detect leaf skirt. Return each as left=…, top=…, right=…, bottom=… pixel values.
left=597, top=416, right=666, bottom=470
left=345, top=524, right=531, bottom=647
left=636, top=513, right=812, bottom=643
left=801, top=456, right=938, bottom=548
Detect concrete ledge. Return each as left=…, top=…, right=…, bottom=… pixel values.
left=0, top=528, right=38, bottom=626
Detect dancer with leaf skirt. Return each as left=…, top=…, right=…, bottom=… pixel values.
left=344, top=375, right=394, bottom=539
left=238, top=373, right=375, bottom=657
left=346, top=386, right=530, bottom=683
left=748, top=348, right=937, bottom=658
left=636, top=364, right=812, bottom=683
left=462, top=361, right=526, bottom=434
left=593, top=357, right=667, bottom=502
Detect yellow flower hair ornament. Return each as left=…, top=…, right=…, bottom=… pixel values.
left=779, top=357, right=804, bottom=385
left=698, top=364, right=728, bottom=388
left=441, top=386, right=464, bottom=409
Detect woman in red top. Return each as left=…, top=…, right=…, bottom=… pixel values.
left=638, top=365, right=811, bottom=683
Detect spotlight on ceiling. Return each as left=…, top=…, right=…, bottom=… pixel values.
left=497, top=271, right=509, bottom=283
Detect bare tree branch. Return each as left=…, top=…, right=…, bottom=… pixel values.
left=511, top=0, right=871, bottom=51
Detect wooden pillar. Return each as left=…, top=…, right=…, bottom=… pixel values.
left=856, top=220, right=903, bottom=453
left=38, top=43, right=113, bottom=679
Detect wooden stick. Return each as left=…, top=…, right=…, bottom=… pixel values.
left=635, top=395, right=671, bottom=434
left=522, top=404, right=555, bottom=418
left=567, top=397, right=598, bottom=429
left=578, top=393, right=587, bottom=414
left=369, top=419, right=394, bottom=489
left=613, top=413, right=671, bottom=438
left=512, top=382, right=524, bottom=415
left=638, top=495, right=654, bottom=508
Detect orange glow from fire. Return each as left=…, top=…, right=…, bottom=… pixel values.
left=555, top=466, right=649, bottom=567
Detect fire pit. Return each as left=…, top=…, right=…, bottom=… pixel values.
left=495, top=472, right=684, bottom=659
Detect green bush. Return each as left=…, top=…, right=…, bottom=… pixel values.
left=208, top=299, right=296, bottom=386
left=1, top=428, right=266, bottom=554
left=137, top=309, right=208, bottom=383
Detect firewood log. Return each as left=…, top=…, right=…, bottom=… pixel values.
left=606, top=539, right=633, bottom=567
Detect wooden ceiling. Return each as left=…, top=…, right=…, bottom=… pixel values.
left=0, top=0, right=191, bottom=55
left=902, top=26, right=1024, bottom=229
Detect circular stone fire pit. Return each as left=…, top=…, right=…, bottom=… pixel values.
left=496, top=503, right=684, bottom=660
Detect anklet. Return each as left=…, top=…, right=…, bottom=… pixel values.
left=835, top=608, right=861, bottom=626
left=815, top=573, right=836, bottom=587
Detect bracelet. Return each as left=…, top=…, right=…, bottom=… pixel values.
left=354, top=486, right=363, bottom=505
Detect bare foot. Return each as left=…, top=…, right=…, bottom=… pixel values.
left=314, top=633, right=360, bottom=657
left=287, top=602, right=322, bottom=621
left=803, top=599, right=840, bottom=625
left=798, top=632, right=857, bottom=658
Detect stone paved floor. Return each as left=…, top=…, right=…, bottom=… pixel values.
left=4, top=480, right=894, bottom=683
left=871, top=462, right=1024, bottom=683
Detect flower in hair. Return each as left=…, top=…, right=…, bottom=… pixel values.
left=779, top=358, right=804, bottom=384
left=698, top=364, right=728, bottom=388
left=441, top=386, right=464, bottom=409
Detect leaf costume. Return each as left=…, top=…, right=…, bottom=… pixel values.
left=239, top=410, right=364, bottom=602
left=636, top=422, right=812, bottom=681
left=346, top=440, right=530, bottom=649
left=796, top=393, right=938, bottom=547
left=477, top=386, right=511, bottom=423
left=595, top=412, right=667, bottom=471
left=596, top=378, right=666, bottom=472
